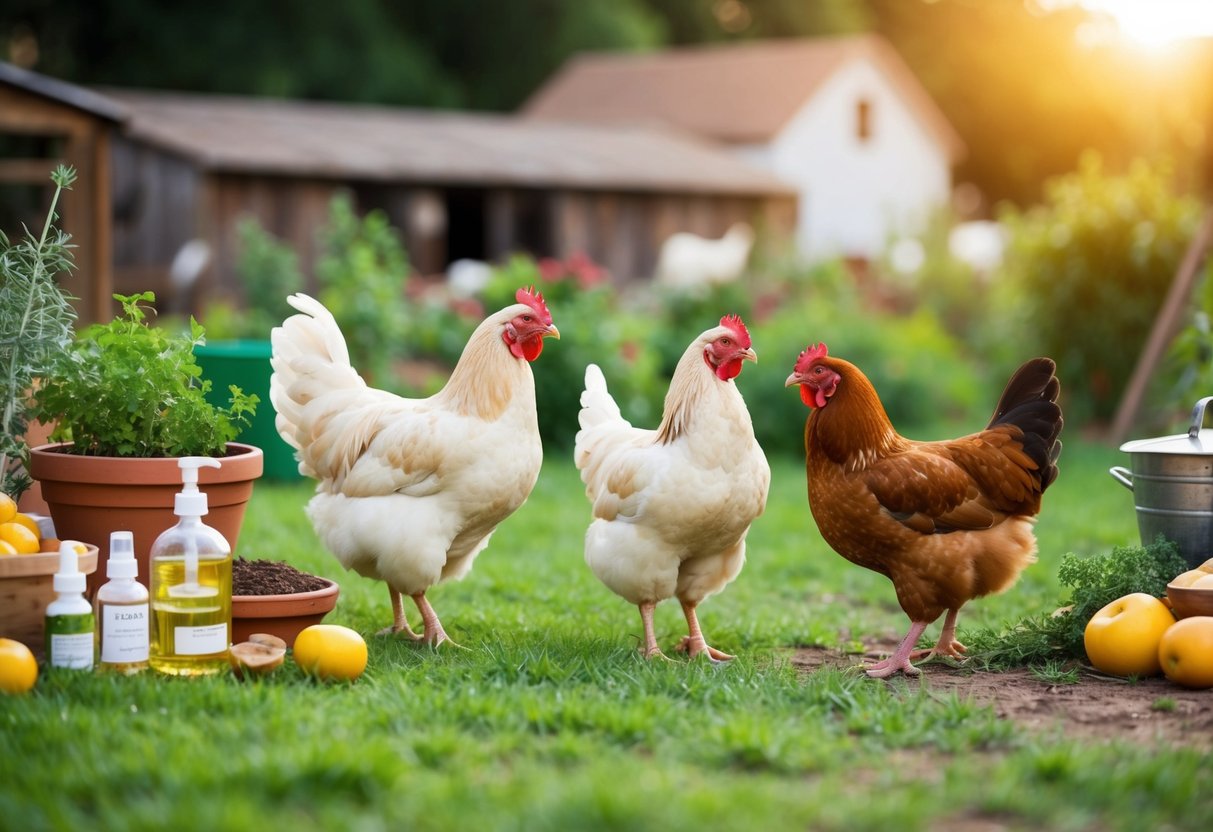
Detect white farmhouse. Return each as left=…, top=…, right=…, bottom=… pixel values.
left=522, top=34, right=965, bottom=262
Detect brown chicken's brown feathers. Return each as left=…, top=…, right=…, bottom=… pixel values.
left=802, top=355, right=1064, bottom=622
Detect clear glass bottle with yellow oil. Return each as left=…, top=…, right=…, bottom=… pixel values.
left=149, top=457, right=232, bottom=676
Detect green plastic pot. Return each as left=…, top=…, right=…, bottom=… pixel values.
left=196, top=340, right=301, bottom=481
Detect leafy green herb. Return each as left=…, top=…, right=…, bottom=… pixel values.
left=33, top=291, right=258, bottom=458
left=0, top=165, right=79, bottom=498
left=967, top=537, right=1187, bottom=669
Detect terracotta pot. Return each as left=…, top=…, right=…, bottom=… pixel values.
left=0, top=545, right=99, bottom=658
left=28, top=442, right=264, bottom=593
left=231, top=578, right=339, bottom=647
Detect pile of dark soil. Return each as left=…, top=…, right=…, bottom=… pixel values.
left=233, top=557, right=330, bottom=596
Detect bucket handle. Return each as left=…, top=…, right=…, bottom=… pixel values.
left=1189, top=396, right=1213, bottom=439
left=1109, top=466, right=1133, bottom=491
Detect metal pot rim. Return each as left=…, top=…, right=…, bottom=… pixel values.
left=1121, top=397, right=1213, bottom=456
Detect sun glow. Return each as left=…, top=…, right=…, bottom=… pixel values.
left=1079, top=0, right=1213, bottom=47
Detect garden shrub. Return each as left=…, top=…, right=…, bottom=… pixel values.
left=315, top=193, right=411, bottom=385
left=997, top=153, right=1206, bottom=424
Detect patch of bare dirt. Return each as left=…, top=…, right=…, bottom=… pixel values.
left=792, top=643, right=1213, bottom=749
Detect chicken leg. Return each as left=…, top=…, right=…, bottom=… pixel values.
left=412, top=592, right=461, bottom=648
left=910, top=608, right=967, bottom=662
left=674, top=600, right=734, bottom=662
left=638, top=601, right=666, bottom=659
left=865, top=611, right=968, bottom=678
left=377, top=587, right=422, bottom=639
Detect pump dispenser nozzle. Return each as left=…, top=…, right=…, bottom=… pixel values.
left=175, top=457, right=221, bottom=517
left=107, top=531, right=138, bottom=579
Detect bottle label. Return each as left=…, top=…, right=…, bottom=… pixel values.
left=101, top=603, right=150, bottom=664
left=49, top=632, right=95, bottom=670
left=173, top=623, right=228, bottom=656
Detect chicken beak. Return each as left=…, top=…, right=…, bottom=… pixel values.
left=546, top=324, right=561, bottom=340
left=740, top=348, right=757, bottom=363
left=784, top=372, right=801, bottom=388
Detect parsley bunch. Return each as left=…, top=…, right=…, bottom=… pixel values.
left=967, top=538, right=1187, bottom=669
left=34, top=292, right=258, bottom=458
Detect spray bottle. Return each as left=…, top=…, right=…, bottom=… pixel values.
left=96, top=530, right=149, bottom=674
left=148, top=457, right=232, bottom=676
left=46, top=540, right=95, bottom=670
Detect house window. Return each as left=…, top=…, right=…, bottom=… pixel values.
left=856, top=99, right=873, bottom=142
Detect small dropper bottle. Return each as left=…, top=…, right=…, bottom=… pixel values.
left=96, top=531, right=149, bottom=674
left=46, top=540, right=95, bottom=670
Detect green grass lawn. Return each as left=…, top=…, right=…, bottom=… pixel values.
left=4, top=438, right=1211, bottom=831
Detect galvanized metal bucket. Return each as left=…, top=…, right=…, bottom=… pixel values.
left=1110, top=396, right=1213, bottom=568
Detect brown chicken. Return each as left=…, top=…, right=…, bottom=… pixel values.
left=785, top=344, right=1062, bottom=677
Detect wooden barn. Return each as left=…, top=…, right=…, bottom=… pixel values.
left=102, top=89, right=796, bottom=310
left=0, top=61, right=127, bottom=323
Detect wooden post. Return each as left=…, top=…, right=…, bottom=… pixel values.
left=1110, top=209, right=1213, bottom=443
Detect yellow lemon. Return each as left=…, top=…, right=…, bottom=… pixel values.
left=0, top=493, right=16, bottom=525
left=293, top=624, right=368, bottom=682
left=0, top=638, right=38, bottom=694
left=0, top=540, right=16, bottom=556
left=9, top=513, right=40, bottom=542
left=0, top=522, right=40, bottom=555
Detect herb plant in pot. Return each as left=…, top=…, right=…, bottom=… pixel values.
left=29, top=292, right=263, bottom=592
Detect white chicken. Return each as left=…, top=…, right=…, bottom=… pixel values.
left=269, top=288, right=559, bottom=646
left=574, top=315, right=770, bottom=660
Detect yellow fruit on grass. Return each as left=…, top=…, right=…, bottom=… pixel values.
left=0, top=522, right=39, bottom=555
left=0, top=638, right=38, bottom=694
left=293, top=624, right=367, bottom=682
left=0, top=493, right=16, bottom=524
left=9, top=513, right=40, bottom=541
left=1171, top=569, right=1209, bottom=588
left=0, top=540, right=16, bottom=556
left=1084, top=593, right=1176, bottom=677
left=1158, top=616, right=1213, bottom=689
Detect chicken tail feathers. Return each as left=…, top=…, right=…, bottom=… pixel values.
left=578, top=364, right=623, bottom=430
left=270, top=293, right=367, bottom=476
left=988, top=358, right=1064, bottom=492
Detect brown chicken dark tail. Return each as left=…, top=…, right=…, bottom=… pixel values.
left=987, top=358, right=1064, bottom=492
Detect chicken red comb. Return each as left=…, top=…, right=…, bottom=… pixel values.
left=794, top=342, right=828, bottom=372
left=516, top=286, right=552, bottom=326
left=719, top=314, right=751, bottom=349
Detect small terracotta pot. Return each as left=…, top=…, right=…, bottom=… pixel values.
left=29, top=442, right=263, bottom=593
left=231, top=578, right=339, bottom=647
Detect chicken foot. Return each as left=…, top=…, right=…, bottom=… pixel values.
left=907, top=609, right=967, bottom=663
left=864, top=620, right=930, bottom=678
left=674, top=600, right=734, bottom=662
left=377, top=587, right=423, bottom=640
left=412, top=592, right=463, bottom=649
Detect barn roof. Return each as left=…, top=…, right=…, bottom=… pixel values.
left=521, top=34, right=965, bottom=161
left=101, top=89, right=794, bottom=197
left=0, top=61, right=128, bottom=122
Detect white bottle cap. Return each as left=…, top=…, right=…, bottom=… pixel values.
left=175, top=456, right=222, bottom=516
left=53, top=540, right=86, bottom=594
left=107, top=531, right=138, bottom=579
